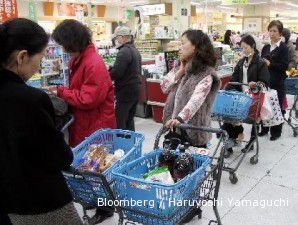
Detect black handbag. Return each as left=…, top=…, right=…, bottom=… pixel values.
left=164, top=127, right=193, bottom=149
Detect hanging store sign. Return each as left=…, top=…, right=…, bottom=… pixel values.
left=135, top=4, right=166, bottom=16
left=0, top=0, right=18, bottom=22
left=222, top=0, right=248, bottom=4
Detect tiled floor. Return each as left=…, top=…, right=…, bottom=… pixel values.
left=75, top=104, right=298, bottom=225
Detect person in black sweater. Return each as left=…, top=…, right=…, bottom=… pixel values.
left=259, top=20, right=289, bottom=141
left=109, top=26, right=141, bottom=131
left=0, top=19, right=81, bottom=225
left=223, top=35, right=270, bottom=158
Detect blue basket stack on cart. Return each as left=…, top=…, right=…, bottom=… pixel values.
left=285, top=77, right=298, bottom=95
left=112, top=149, right=210, bottom=225
left=63, top=129, right=144, bottom=207
left=211, top=90, right=253, bottom=121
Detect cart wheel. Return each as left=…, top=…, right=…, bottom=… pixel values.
left=229, top=173, right=238, bottom=184
left=250, top=156, right=259, bottom=165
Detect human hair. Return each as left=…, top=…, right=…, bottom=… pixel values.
left=182, top=29, right=217, bottom=73
left=268, top=20, right=283, bottom=34
left=52, top=19, right=92, bottom=53
left=296, top=37, right=298, bottom=51
left=282, top=28, right=291, bottom=44
left=224, top=30, right=232, bottom=45
left=0, top=18, right=49, bottom=68
left=241, top=34, right=258, bottom=53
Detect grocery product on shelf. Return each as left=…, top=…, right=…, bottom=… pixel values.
left=135, top=39, right=159, bottom=58
left=166, top=41, right=181, bottom=51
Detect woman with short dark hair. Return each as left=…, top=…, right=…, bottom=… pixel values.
left=51, top=19, right=116, bottom=147
left=259, top=20, right=289, bottom=140
left=223, top=35, right=270, bottom=157
left=0, top=18, right=81, bottom=225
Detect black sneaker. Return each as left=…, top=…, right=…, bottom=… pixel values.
left=270, top=136, right=281, bottom=141
left=241, top=138, right=255, bottom=153
left=89, top=213, right=114, bottom=224
left=258, top=130, right=268, bottom=137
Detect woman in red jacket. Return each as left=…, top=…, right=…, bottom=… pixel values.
left=51, top=20, right=116, bottom=147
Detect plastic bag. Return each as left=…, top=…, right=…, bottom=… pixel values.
left=143, top=166, right=175, bottom=185
left=260, top=91, right=274, bottom=121
left=262, top=89, right=284, bottom=127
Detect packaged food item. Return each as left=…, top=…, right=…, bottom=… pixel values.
left=99, top=153, right=117, bottom=172
left=173, top=145, right=194, bottom=182
left=77, top=145, right=108, bottom=173
left=114, top=149, right=125, bottom=160
left=143, top=166, right=175, bottom=185
left=159, top=139, right=175, bottom=173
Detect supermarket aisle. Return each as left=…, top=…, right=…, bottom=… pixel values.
left=75, top=104, right=298, bottom=225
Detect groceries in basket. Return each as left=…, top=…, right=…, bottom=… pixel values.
left=173, top=144, right=194, bottom=182
left=286, top=68, right=298, bottom=77
left=143, top=166, right=175, bottom=185
left=77, top=144, right=124, bottom=173
left=159, top=139, right=176, bottom=172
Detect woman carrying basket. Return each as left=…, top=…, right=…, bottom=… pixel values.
left=161, top=29, right=220, bottom=222
left=223, top=35, right=270, bottom=158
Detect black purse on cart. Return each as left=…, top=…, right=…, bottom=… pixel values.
left=164, top=127, right=193, bottom=149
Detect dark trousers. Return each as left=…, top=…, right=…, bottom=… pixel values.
left=222, top=123, right=258, bottom=140
left=115, top=100, right=138, bottom=131
left=0, top=214, right=12, bottom=225
left=260, top=86, right=285, bottom=137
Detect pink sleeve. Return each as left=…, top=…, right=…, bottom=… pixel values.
left=178, top=75, right=213, bottom=123
left=160, top=70, right=176, bottom=94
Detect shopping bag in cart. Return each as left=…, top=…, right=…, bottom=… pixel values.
left=247, top=90, right=265, bottom=120
left=262, top=89, right=284, bottom=127
left=260, top=91, right=274, bottom=121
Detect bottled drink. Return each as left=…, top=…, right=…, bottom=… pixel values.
left=173, top=145, right=194, bottom=182
left=159, top=139, right=175, bottom=173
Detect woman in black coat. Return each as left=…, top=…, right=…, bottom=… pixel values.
left=259, top=20, right=289, bottom=141
left=223, top=35, right=270, bottom=158
left=0, top=19, right=81, bottom=225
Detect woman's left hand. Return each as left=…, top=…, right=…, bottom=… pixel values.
left=166, top=119, right=181, bottom=130
left=248, top=81, right=257, bottom=89
left=45, top=86, right=58, bottom=95
left=263, top=58, right=270, bottom=66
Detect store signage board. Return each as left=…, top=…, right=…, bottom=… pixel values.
left=135, top=4, right=166, bottom=16
left=222, top=0, right=248, bottom=4
left=0, top=0, right=18, bottom=22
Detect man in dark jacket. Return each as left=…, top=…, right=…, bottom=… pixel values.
left=109, top=26, right=142, bottom=131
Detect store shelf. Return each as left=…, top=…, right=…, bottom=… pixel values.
left=41, top=72, right=60, bottom=78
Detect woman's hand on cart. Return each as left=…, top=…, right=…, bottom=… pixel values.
left=166, top=118, right=181, bottom=130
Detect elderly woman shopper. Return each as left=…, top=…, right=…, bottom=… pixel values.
left=259, top=20, right=289, bottom=141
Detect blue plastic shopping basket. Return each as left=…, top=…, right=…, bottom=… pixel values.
left=285, top=77, right=298, bottom=95
left=63, top=129, right=144, bottom=207
left=112, top=149, right=210, bottom=225
left=212, top=90, right=253, bottom=121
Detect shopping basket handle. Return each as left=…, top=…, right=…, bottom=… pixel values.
left=154, top=124, right=227, bottom=149
left=225, top=81, right=264, bottom=91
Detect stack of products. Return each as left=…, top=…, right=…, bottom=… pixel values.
left=135, top=40, right=159, bottom=58
left=77, top=144, right=125, bottom=173
left=286, top=68, right=298, bottom=77
left=141, top=139, right=210, bottom=185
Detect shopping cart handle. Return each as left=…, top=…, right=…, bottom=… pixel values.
left=228, top=82, right=249, bottom=86
left=154, top=124, right=227, bottom=149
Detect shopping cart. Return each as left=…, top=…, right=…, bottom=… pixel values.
left=284, top=77, right=298, bottom=137
left=112, top=124, right=228, bottom=225
left=62, top=129, right=144, bottom=225
left=212, top=82, right=264, bottom=184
